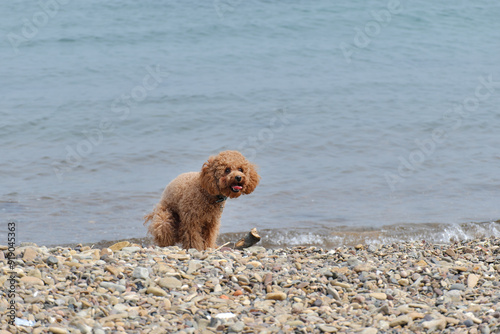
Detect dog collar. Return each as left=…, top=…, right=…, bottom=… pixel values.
left=215, top=195, right=228, bottom=203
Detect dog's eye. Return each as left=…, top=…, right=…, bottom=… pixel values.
left=225, top=168, right=231, bottom=174
left=238, top=168, right=243, bottom=172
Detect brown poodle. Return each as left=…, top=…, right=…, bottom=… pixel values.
left=144, top=150, right=260, bottom=250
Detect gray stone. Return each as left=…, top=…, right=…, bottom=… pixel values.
left=187, top=260, right=202, bottom=274
left=326, top=285, right=341, bottom=301
left=100, top=282, right=126, bottom=292
left=479, top=324, right=490, bottom=334
left=347, top=257, right=361, bottom=267
left=464, top=319, right=474, bottom=327
left=320, top=268, right=335, bottom=277
left=196, top=318, right=210, bottom=330
left=132, top=267, right=149, bottom=280
left=228, top=321, right=245, bottom=333
left=121, top=246, right=141, bottom=253
left=113, top=303, right=129, bottom=313
left=378, top=304, right=390, bottom=315
left=70, top=319, right=92, bottom=334
left=422, top=318, right=447, bottom=331
left=449, top=283, right=466, bottom=291
left=444, top=290, right=462, bottom=302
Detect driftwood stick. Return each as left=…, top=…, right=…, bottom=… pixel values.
left=215, top=242, right=231, bottom=251
left=234, top=228, right=261, bottom=250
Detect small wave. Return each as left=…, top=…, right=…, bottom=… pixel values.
left=219, top=220, right=500, bottom=249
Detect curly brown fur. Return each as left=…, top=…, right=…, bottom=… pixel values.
left=144, top=150, right=260, bottom=250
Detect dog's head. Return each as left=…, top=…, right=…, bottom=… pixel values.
left=200, top=150, right=260, bottom=199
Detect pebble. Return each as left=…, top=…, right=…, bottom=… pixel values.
left=468, top=273, right=479, bottom=288
left=20, top=276, right=44, bottom=286
left=369, top=293, right=387, bottom=300
left=423, top=318, right=447, bottom=331
left=265, top=292, right=287, bottom=300
left=121, top=246, right=141, bottom=253
left=464, top=319, right=475, bottom=327
left=100, top=282, right=126, bottom=292
left=287, top=320, right=305, bottom=327
left=167, top=253, right=190, bottom=261
left=158, top=277, right=182, bottom=289
left=105, top=265, right=121, bottom=276
left=22, top=247, right=38, bottom=262
left=353, top=264, right=372, bottom=273
left=215, top=312, right=237, bottom=319
left=228, top=321, right=245, bottom=333
left=263, top=273, right=273, bottom=286
left=187, top=260, right=201, bottom=274
left=332, top=281, right=351, bottom=289
left=445, top=290, right=462, bottom=302
left=109, top=241, right=130, bottom=251
left=389, top=315, right=410, bottom=327
left=347, top=257, right=361, bottom=267
left=398, top=279, right=409, bottom=286
left=445, top=248, right=456, bottom=257
left=378, top=304, right=390, bottom=315
left=450, top=283, right=466, bottom=290
left=318, top=324, right=337, bottom=332
left=146, top=286, right=167, bottom=296
left=132, top=267, right=149, bottom=279
left=1, top=237, right=499, bottom=333
left=361, top=328, right=378, bottom=334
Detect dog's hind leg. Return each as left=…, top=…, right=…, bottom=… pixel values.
left=144, top=206, right=178, bottom=247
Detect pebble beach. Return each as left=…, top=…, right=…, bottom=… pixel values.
left=1, top=238, right=500, bottom=334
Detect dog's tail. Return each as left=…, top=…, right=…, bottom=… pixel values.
left=143, top=205, right=177, bottom=247
left=143, top=211, right=155, bottom=225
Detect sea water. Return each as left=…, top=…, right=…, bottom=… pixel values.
left=1, top=0, right=499, bottom=247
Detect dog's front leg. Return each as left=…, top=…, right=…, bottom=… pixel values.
left=179, top=221, right=205, bottom=251
left=203, top=219, right=221, bottom=250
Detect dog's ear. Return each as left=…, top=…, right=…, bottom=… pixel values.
left=200, top=156, right=219, bottom=195
left=243, top=162, right=260, bottom=195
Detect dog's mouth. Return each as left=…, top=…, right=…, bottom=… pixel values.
left=231, top=185, right=243, bottom=193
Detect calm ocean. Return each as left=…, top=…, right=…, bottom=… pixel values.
left=1, top=0, right=500, bottom=247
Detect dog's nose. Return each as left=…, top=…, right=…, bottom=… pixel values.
left=235, top=175, right=242, bottom=182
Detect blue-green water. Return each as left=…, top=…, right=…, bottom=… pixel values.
left=1, top=0, right=500, bottom=247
